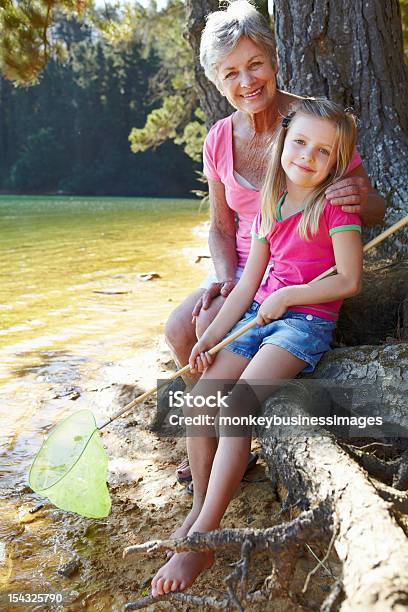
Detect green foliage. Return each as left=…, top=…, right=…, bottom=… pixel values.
left=129, top=95, right=187, bottom=152
left=0, top=0, right=92, bottom=84
left=9, top=127, right=64, bottom=190
left=0, top=0, right=205, bottom=171
left=127, top=0, right=205, bottom=163
left=175, top=109, right=208, bottom=163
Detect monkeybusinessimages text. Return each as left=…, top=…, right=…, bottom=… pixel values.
left=167, top=390, right=383, bottom=430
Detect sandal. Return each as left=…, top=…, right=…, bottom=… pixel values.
left=184, top=452, right=259, bottom=495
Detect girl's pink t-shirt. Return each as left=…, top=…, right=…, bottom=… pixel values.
left=203, top=113, right=362, bottom=269
left=252, top=200, right=361, bottom=320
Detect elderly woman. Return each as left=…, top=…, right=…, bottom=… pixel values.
left=167, top=0, right=385, bottom=488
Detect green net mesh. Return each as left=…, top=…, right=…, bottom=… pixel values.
left=29, top=410, right=111, bottom=518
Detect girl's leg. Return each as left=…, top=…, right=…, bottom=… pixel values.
left=168, top=349, right=250, bottom=542
left=152, top=344, right=307, bottom=596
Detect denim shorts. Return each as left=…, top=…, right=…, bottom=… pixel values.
left=224, top=301, right=336, bottom=373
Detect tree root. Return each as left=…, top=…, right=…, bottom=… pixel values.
left=369, top=477, right=408, bottom=513
left=393, top=449, right=408, bottom=490
left=124, top=591, right=231, bottom=610
left=321, top=580, right=345, bottom=612
left=341, top=443, right=408, bottom=490
left=341, top=443, right=396, bottom=483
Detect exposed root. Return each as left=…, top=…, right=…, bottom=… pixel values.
left=342, top=441, right=408, bottom=492
left=341, top=443, right=395, bottom=483
left=320, top=580, right=344, bottom=612
left=393, top=449, right=408, bottom=490
left=370, top=477, right=408, bottom=513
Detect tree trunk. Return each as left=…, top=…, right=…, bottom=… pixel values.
left=258, top=342, right=408, bottom=610
left=335, top=260, right=408, bottom=346
left=184, top=0, right=233, bottom=128
left=273, top=0, right=408, bottom=252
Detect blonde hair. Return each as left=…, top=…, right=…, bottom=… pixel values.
left=260, top=98, right=358, bottom=240
left=200, top=0, right=277, bottom=88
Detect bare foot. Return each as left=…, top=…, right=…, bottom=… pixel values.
left=151, top=550, right=214, bottom=596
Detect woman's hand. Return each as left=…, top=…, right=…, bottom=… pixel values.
left=325, top=176, right=369, bottom=214
left=256, top=290, right=289, bottom=325
left=192, top=280, right=236, bottom=322
left=188, top=337, right=216, bottom=373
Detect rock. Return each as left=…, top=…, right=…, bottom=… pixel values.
left=57, top=556, right=81, bottom=578
left=137, top=272, right=161, bottom=282
left=52, top=386, right=81, bottom=400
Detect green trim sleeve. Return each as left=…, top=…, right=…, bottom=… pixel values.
left=329, top=224, right=362, bottom=236
left=252, top=231, right=268, bottom=243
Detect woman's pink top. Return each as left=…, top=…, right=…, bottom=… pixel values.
left=203, top=113, right=362, bottom=269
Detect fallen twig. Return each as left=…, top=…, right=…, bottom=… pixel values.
left=302, top=529, right=337, bottom=593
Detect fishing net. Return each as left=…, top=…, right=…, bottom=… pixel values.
left=29, top=410, right=111, bottom=518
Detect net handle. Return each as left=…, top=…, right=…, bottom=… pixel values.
left=99, top=215, right=408, bottom=430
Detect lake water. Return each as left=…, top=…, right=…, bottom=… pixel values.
left=0, top=196, right=208, bottom=380
left=0, top=196, right=209, bottom=607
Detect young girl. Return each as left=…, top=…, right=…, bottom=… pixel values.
left=151, top=98, right=363, bottom=596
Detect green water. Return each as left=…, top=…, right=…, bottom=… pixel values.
left=0, top=196, right=208, bottom=607
left=0, top=195, right=208, bottom=380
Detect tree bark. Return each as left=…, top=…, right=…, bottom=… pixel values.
left=273, top=0, right=408, bottom=251
left=184, top=0, right=233, bottom=128
left=258, top=342, right=408, bottom=610
left=335, top=260, right=408, bottom=346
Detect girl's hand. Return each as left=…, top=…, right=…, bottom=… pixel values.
left=325, top=176, right=369, bottom=214
left=256, top=290, right=289, bottom=325
left=192, top=280, right=236, bottom=320
left=188, top=338, right=216, bottom=373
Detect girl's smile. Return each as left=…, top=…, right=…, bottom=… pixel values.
left=292, top=162, right=314, bottom=173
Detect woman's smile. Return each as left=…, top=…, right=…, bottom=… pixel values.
left=241, top=86, right=264, bottom=100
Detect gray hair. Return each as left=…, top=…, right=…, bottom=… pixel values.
left=200, top=0, right=277, bottom=88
